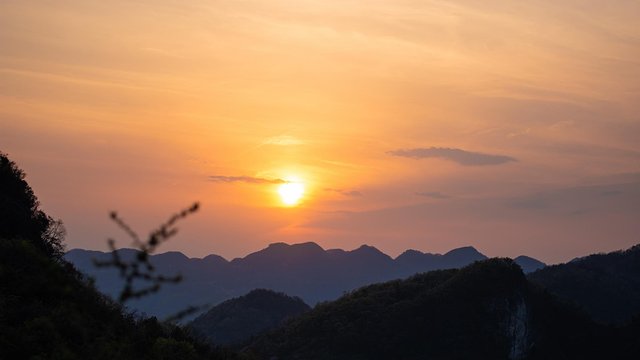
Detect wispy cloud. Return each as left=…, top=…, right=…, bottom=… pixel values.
left=325, top=188, right=363, bottom=197
left=416, top=191, right=451, bottom=199
left=208, top=175, right=286, bottom=184
left=263, top=135, right=304, bottom=146
left=387, top=147, right=516, bottom=166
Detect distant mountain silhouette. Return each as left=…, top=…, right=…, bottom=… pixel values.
left=247, top=258, right=639, bottom=360
left=514, top=256, right=546, bottom=274
left=396, top=246, right=490, bottom=277
left=66, top=242, right=523, bottom=318
left=189, top=289, right=310, bottom=346
left=528, top=243, right=640, bottom=323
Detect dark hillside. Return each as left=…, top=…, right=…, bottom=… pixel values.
left=528, top=244, right=640, bottom=323
left=248, top=259, right=637, bottom=360
left=0, top=152, right=64, bottom=258
left=189, top=289, right=310, bottom=346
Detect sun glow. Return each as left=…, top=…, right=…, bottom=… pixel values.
left=278, top=181, right=305, bottom=206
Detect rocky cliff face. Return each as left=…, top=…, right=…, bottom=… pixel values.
left=506, top=296, right=530, bottom=360
left=485, top=293, right=531, bottom=360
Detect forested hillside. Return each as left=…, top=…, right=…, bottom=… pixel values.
left=247, top=259, right=640, bottom=360
left=528, top=244, right=640, bottom=323
left=190, top=289, right=310, bottom=346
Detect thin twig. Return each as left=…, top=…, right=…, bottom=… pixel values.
left=93, top=202, right=199, bottom=303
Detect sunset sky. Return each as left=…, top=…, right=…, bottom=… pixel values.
left=1, top=0, right=639, bottom=263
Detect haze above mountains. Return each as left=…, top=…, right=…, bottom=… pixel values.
left=66, top=242, right=545, bottom=319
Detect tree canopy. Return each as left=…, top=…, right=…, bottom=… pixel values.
left=0, top=152, right=65, bottom=258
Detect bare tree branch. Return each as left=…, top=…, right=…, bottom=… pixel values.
left=93, top=202, right=199, bottom=303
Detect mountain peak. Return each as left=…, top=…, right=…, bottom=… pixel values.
left=350, top=245, right=393, bottom=263
left=397, top=249, right=424, bottom=258
left=440, top=246, right=487, bottom=268
left=444, top=246, right=482, bottom=256
left=354, top=244, right=381, bottom=252
left=236, top=241, right=326, bottom=266
left=267, top=242, right=290, bottom=249
left=154, top=251, right=189, bottom=260
left=352, top=244, right=387, bottom=256
left=190, top=289, right=310, bottom=346
left=265, top=242, right=324, bottom=252
left=513, top=255, right=546, bottom=273
left=291, top=242, right=325, bottom=251
left=202, top=254, right=228, bottom=264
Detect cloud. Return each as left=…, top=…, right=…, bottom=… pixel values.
left=325, top=188, right=363, bottom=197
left=506, top=181, right=640, bottom=213
left=208, top=175, right=286, bottom=184
left=416, top=191, right=451, bottom=199
left=509, top=197, right=549, bottom=210
left=507, top=128, right=531, bottom=138
left=387, top=147, right=517, bottom=166
left=263, top=135, right=304, bottom=146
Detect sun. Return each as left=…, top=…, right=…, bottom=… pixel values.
left=278, top=181, right=305, bottom=206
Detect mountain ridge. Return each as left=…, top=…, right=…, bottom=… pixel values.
left=65, top=242, right=544, bottom=320
left=528, top=243, right=640, bottom=323
left=67, top=242, right=507, bottom=263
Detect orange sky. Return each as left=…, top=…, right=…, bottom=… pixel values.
left=1, top=0, right=639, bottom=263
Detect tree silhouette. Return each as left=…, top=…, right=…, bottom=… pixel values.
left=0, top=151, right=65, bottom=258
left=0, top=152, right=241, bottom=359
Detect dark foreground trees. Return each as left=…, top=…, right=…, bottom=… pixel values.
left=0, top=151, right=243, bottom=360
left=0, top=152, right=65, bottom=259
